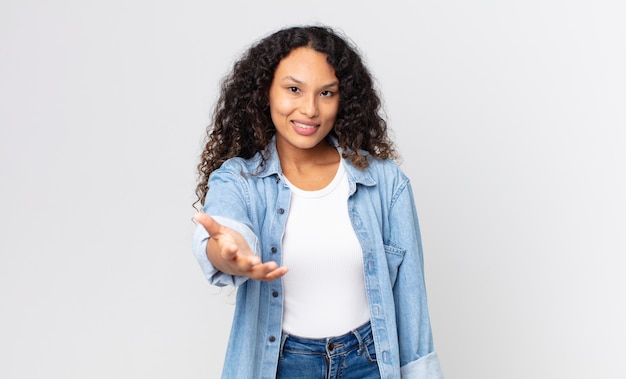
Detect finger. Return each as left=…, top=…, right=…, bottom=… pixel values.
left=248, top=263, right=288, bottom=281
left=194, top=212, right=222, bottom=236
left=231, top=253, right=261, bottom=272
left=261, top=267, right=289, bottom=281
left=218, top=240, right=239, bottom=260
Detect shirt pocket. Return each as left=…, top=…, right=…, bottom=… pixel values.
left=383, top=244, right=406, bottom=286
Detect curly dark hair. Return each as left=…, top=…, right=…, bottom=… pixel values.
left=195, top=25, right=397, bottom=207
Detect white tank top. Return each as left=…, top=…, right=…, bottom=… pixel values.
left=281, top=160, right=370, bottom=338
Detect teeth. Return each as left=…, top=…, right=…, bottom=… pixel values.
left=293, top=121, right=315, bottom=129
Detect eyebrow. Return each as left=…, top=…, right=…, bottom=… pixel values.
left=281, top=75, right=339, bottom=88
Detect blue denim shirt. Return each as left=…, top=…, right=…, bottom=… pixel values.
left=193, top=139, right=443, bottom=378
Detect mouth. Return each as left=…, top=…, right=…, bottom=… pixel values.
left=291, top=120, right=318, bottom=129
left=291, top=120, right=320, bottom=136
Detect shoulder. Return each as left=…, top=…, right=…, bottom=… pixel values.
left=211, top=152, right=268, bottom=179
left=359, top=157, right=415, bottom=209
left=339, top=142, right=406, bottom=181
left=342, top=153, right=412, bottom=202
left=367, top=156, right=404, bottom=173
left=363, top=156, right=410, bottom=186
left=213, top=143, right=281, bottom=179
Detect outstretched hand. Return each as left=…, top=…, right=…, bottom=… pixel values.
left=194, top=213, right=288, bottom=281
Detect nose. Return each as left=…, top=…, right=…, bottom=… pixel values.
left=300, top=93, right=319, bottom=118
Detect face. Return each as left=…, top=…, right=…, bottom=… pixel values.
left=268, top=47, right=340, bottom=155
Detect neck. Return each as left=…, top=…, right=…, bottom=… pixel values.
left=276, top=138, right=338, bottom=171
left=276, top=138, right=341, bottom=191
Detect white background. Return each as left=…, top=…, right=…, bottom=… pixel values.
left=1, top=1, right=625, bottom=378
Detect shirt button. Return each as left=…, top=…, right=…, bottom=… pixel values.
left=272, top=291, right=279, bottom=297
left=278, top=208, right=285, bottom=214
left=269, top=336, right=276, bottom=342
left=271, top=246, right=277, bottom=253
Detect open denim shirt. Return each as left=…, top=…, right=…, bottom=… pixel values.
left=193, top=138, right=443, bottom=378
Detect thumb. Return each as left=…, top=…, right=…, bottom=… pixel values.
left=193, top=212, right=223, bottom=236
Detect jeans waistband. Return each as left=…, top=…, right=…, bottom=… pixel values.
left=279, top=321, right=372, bottom=357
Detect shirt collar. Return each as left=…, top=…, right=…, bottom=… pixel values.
left=256, top=135, right=377, bottom=187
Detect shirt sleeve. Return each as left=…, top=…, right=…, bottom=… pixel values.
left=191, top=166, right=261, bottom=287
left=389, top=180, right=444, bottom=378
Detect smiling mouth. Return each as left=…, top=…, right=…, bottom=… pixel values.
left=292, top=120, right=318, bottom=129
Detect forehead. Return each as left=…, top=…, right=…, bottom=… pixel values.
left=274, top=47, right=337, bottom=80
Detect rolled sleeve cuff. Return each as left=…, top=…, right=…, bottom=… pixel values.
left=400, top=352, right=444, bottom=378
left=191, top=216, right=260, bottom=287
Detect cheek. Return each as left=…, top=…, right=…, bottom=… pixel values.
left=269, top=102, right=291, bottom=126
left=324, top=101, right=340, bottom=120
left=269, top=95, right=294, bottom=116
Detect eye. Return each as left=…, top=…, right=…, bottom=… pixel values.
left=320, top=90, right=335, bottom=97
left=288, top=86, right=300, bottom=93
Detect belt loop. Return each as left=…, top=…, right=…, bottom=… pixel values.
left=279, top=333, right=289, bottom=359
left=352, top=325, right=366, bottom=355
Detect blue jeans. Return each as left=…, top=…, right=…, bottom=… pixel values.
left=276, top=321, right=381, bottom=379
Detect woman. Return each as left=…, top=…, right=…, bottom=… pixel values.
left=193, top=25, right=443, bottom=379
